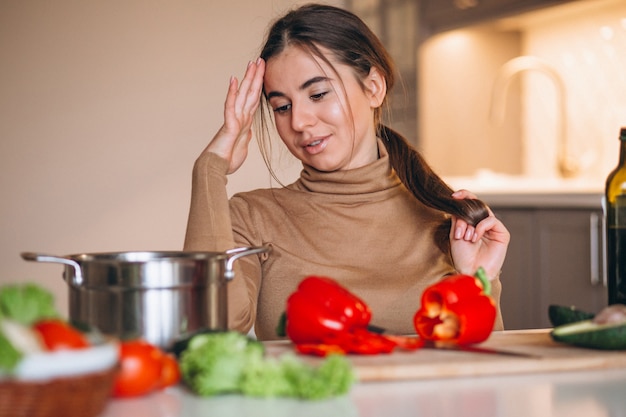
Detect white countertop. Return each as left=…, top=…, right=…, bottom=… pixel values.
left=480, top=192, right=603, bottom=209
left=102, top=368, right=626, bottom=417
left=444, top=173, right=604, bottom=209
left=100, top=355, right=626, bottom=417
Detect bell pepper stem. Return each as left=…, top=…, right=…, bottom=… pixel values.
left=474, top=267, right=492, bottom=296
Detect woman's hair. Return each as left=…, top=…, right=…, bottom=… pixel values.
left=257, top=3, right=489, bottom=227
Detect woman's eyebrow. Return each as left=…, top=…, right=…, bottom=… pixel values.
left=266, top=76, right=331, bottom=100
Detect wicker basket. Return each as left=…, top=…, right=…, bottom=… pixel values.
left=0, top=365, right=117, bottom=417
left=0, top=337, right=119, bottom=417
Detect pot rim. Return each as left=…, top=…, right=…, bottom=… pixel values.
left=65, top=251, right=230, bottom=263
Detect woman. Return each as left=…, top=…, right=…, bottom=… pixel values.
left=184, top=4, right=509, bottom=340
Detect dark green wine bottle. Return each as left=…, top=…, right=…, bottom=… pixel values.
left=606, top=127, right=626, bottom=305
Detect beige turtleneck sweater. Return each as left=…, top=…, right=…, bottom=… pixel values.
left=184, top=143, right=503, bottom=340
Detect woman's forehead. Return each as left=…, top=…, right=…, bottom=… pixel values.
left=264, top=45, right=343, bottom=88
left=266, top=44, right=335, bottom=71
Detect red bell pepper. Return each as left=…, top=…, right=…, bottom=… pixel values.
left=280, top=276, right=419, bottom=355
left=295, top=343, right=347, bottom=357
left=282, top=276, right=372, bottom=345
left=413, top=267, right=496, bottom=345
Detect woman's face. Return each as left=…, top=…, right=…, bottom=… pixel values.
left=263, top=45, right=382, bottom=172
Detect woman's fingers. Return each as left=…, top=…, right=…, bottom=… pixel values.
left=451, top=204, right=510, bottom=245
left=203, top=59, right=266, bottom=174
left=223, top=59, right=265, bottom=127
left=245, top=58, right=265, bottom=113
left=235, top=58, right=265, bottom=116
left=451, top=189, right=477, bottom=200
left=450, top=188, right=499, bottom=242
left=223, top=76, right=240, bottom=128
left=449, top=189, right=511, bottom=279
left=452, top=217, right=477, bottom=242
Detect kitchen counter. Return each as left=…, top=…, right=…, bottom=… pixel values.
left=444, top=173, right=604, bottom=209
left=100, top=330, right=626, bottom=417
left=479, top=192, right=602, bottom=209
left=99, top=366, right=626, bottom=417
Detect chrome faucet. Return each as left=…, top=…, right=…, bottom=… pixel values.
left=489, top=55, right=578, bottom=178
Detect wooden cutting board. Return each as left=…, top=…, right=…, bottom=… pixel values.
left=264, top=329, right=626, bottom=382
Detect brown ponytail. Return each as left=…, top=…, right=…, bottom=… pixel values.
left=379, top=125, right=490, bottom=227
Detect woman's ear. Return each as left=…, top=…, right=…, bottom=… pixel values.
left=365, top=67, right=387, bottom=108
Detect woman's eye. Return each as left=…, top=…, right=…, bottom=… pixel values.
left=310, top=91, right=328, bottom=101
left=273, top=103, right=291, bottom=114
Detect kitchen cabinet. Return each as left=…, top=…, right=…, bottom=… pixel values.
left=419, top=0, right=573, bottom=37
left=493, top=207, right=606, bottom=330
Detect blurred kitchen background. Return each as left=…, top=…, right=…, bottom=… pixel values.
left=1, top=0, right=625, bottom=328
left=349, top=0, right=626, bottom=188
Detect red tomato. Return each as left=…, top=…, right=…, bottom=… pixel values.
left=157, top=353, right=181, bottom=389
left=113, top=340, right=163, bottom=398
left=32, top=319, right=89, bottom=350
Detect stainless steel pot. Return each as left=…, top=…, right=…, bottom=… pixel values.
left=21, top=246, right=270, bottom=350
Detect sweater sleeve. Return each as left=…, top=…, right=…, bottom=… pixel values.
left=183, top=151, right=234, bottom=251
left=183, top=151, right=260, bottom=334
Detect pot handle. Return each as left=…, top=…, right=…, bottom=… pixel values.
left=224, top=245, right=272, bottom=280
left=20, top=252, right=84, bottom=286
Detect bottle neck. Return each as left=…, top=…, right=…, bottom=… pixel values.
left=620, top=139, right=626, bottom=166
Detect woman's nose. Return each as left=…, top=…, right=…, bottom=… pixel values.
left=290, top=102, right=315, bottom=131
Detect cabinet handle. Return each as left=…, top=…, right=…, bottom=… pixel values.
left=602, top=214, right=607, bottom=287
left=589, top=212, right=604, bottom=286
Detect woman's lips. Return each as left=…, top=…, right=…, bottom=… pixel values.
left=303, top=137, right=329, bottom=155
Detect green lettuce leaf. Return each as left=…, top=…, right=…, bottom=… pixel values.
left=180, top=331, right=355, bottom=400
left=0, top=283, right=58, bottom=325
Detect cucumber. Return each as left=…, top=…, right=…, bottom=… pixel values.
left=548, top=304, right=595, bottom=327
left=551, top=319, right=626, bottom=350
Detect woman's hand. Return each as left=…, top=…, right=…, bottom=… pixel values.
left=202, top=58, right=266, bottom=174
left=449, top=189, right=510, bottom=281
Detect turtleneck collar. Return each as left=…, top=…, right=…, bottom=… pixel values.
left=293, top=139, right=402, bottom=195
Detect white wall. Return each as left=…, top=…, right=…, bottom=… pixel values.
left=0, top=1, right=340, bottom=314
